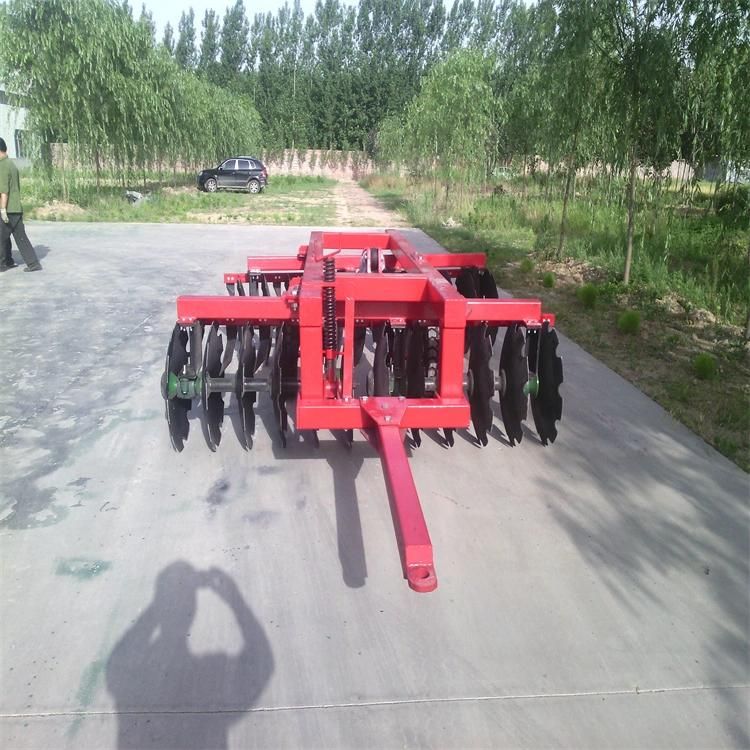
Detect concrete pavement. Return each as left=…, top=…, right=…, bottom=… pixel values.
left=1, top=222, right=748, bottom=749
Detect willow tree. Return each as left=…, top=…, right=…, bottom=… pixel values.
left=0, top=0, right=263, bottom=185
left=402, top=49, right=493, bottom=203
left=593, top=0, right=685, bottom=284
left=545, top=0, right=602, bottom=257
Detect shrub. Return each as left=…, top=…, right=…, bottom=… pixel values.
left=542, top=272, right=555, bottom=288
left=617, top=310, right=641, bottom=334
left=519, top=258, right=534, bottom=273
left=693, top=353, right=717, bottom=380
left=714, top=185, right=749, bottom=230
left=577, top=283, right=598, bottom=309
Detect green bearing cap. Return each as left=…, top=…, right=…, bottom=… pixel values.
left=524, top=376, right=539, bottom=397
left=166, top=372, right=200, bottom=400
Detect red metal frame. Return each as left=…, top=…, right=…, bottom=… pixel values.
left=175, top=231, right=555, bottom=593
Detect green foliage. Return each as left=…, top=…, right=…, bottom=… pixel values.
left=617, top=310, right=641, bottom=335
left=400, top=50, right=493, bottom=188
left=693, top=353, right=718, bottom=380
left=174, top=8, right=197, bottom=70
left=519, top=258, right=534, bottom=273
left=0, top=0, right=262, bottom=179
left=714, top=186, right=750, bottom=230
left=542, top=272, right=555, bottom=288
left=577, top=283, right=598, bottom=309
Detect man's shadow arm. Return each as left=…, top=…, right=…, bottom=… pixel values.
left=206, top=568, right=274, bottom=705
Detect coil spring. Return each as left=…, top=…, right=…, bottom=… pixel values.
left=323, top=257, right=336, bottom=353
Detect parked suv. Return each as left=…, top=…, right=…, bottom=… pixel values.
left=197, top=157, right=268, bottom=193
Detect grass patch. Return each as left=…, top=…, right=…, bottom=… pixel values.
left=22, top=168, right=336, bottom=225
left=361, top=171, right=750, bottom=472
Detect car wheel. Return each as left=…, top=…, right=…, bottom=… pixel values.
left=247, top=179, right=261, bottom=194
left=205, top=178, right=218, bottom=193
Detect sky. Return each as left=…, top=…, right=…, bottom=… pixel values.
left=143, top=0, right=320, bottom=35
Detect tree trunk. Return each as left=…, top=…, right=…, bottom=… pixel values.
left=60, top=145, right=68, bottom=203
left=624, top=155, right=637, bottom=285
left=545, top=147, right=553, bottom=200
left=557, top=127, right=579, bottom=258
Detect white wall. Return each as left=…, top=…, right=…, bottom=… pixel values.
left=0, top=86, right=29, bottom=165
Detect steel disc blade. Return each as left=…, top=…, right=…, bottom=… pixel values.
left=273, top=281, right=282, bottom=296
left=443, top=428, right=455, bottom=447
left=456, top=268, right=480, bottom=353
left=271, top=323, right=298, bottom=446
left=202, top=324, right=224, bottom=450
left=406, top=325, right=426, bottom=448
left=249, top=277, right=270, bottom=370
left=280, top=325, right=299, bottom=435
left=204, top=324, right=223, bottom=378
left=220, top=325, right=237, bottom=376
left=479, top=269, right=500, bottom=345
left=530, top=324, right=563, bottom=445
left=456, top=268, right=479, bottom=298
left=166, top=397, right=190, bottom=452
left=170, top=325, right=189, bottom=374
left=236, top=325, right=256, bottom=449
left=270, top=324, right=284, bottom=441
left=256, top=329, right=271, bottom=371
left=468, top=324, right=493, bottom=446
left=372, top=324, right=389, bottom=396
left=163, top=325, right=192, bottom=450
left=391, top=328, right=407, bottom=396
left=205, top=394, right=224, bottom=450
left=354, top=327, right=366, bottom=366
left=498, top=324, right=528, bottom=446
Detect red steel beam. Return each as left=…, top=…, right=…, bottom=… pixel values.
left=176, top=295, right=293, bottom=325
left=296, top=397, right=469, bottom=430
left=362, top=399, right=437, bottom=593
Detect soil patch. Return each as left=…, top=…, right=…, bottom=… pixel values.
left=333, top=182, right=408, bottom=227
left=32, top=201, right=87, bottom=219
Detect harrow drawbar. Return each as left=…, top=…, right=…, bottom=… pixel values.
left=161, top=231, right=563, bottom=593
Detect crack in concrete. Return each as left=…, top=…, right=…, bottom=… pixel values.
left=2, top=683, right=748, bottom=719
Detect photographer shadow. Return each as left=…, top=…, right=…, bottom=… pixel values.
left=106, top=561, right=274, bottom=750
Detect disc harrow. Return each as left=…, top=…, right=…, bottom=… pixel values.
left=161, top=231, right=564, bottom=593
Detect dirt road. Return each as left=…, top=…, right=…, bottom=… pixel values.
left=333, top=181, right=408, bottom=226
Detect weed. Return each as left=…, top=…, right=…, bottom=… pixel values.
left=665, top=380, right=691, bottom=403
left=542, top=272, right=555, bottom=288
left=519, top=258, right=534, bottom=273
left=693, top=353, right=718, bottom=380
left=617, top=310, right=641, bottom=335
left=577, top=283, right=598, bottom=309
left=714, top=435, right=739, bottom=460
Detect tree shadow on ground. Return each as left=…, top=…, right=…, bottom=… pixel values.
left=535, top=344, right=749, bottom=747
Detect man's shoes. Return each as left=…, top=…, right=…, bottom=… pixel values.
left=0, top=261, right=17, bottom=272
left=24, top=263, right=42, bottom=272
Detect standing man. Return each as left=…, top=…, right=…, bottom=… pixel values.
left=0, top=137, right=42, bottom=272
